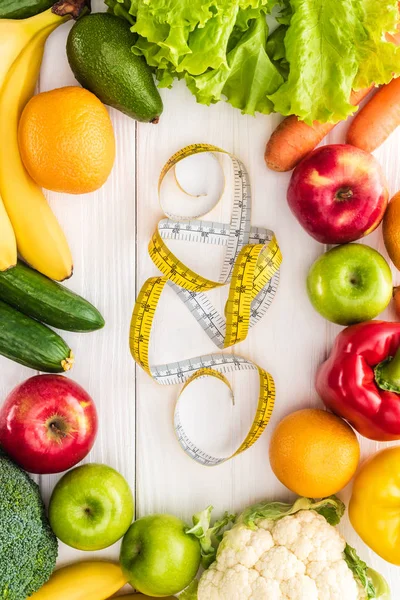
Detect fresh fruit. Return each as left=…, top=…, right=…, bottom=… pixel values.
left=269, top=408, right=360, bottom=497
left=67, top=13, right=163, bottom=123
left=19, top=86, right=115, bottom=194
left=0, top=198, right=16, bottom=271
left=0, top=452, right=58, bottom=599
left=347, top=78, right=400, bottom=152
left=120, top=514, right=201, bottom=597
left=117, top=596, right=176, bottom=599
left=0, top=375, right=97, bottom=474
left=265, top=87, right=373, bottom=172
left=383, top=190, right=400, bottom=270
left=29, top=562, right=127, bottom=600
left=0, top=260, right=104, bottom=331
left=49, top=463, right=134, bottom=551
left=0, top=300, right=74, bottom=372
left=349, top=446, right=400, bottom=565
left=307, top=244, right=392, bottom=325
left=0, top=6, right=83, bottom=281
left=0, top=0, right=54, bottom=19
left=287, top=144, right=388, bottom=244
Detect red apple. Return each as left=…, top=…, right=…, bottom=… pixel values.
left=0, top=375, right=98, bottom=474
left=287, top=144, right=388, bottom=244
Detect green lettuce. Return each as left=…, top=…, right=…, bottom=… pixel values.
left=269, top=0, right=400, bottom=123
left=106, top=0, right=400, bottom=122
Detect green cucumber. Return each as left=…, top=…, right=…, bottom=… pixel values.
left=0, top=300, right=74, bottom=372
left=0, top=0, right=53, bottom=19
left=0, top=261, right=105, bottom=332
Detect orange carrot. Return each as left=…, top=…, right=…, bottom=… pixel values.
left=265, top=87, right=374, bottom=172
left=346, top=78, right=400, bottom=152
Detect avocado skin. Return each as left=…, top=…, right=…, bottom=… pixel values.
left=67, top=13, right=163, bottom=123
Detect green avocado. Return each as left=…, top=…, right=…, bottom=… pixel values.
left=66, top=13, right=163, bottom=123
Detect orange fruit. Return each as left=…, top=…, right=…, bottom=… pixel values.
left=383, top=191, right=400, bottom=270
left=18, top=86, right=115, bottom=194
left=269, top=408, right=360, bottom=497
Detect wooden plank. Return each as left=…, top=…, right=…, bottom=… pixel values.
left=37, top=16, right=137, bottom=565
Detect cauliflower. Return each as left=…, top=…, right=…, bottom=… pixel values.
left=188, top=497, right=388, bottom=600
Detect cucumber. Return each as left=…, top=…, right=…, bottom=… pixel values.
left=0, top=300, right=74, bottom=372
left=0, top=0, right=53, bottom=19
left=0, top=261, right=105, bottom=332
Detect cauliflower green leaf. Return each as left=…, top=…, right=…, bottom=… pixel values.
left=186, top=505, right=236, bottom=568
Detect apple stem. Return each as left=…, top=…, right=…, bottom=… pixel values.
left=374, top=346, right=400, bottom=393
left=336, top=187, right=353, bottom=201
left=50, top=422, right=67, bottom=438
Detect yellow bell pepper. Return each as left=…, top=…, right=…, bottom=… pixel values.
left=30, top=561, right=127, bottom=599
left=349, top=446, right=400, bottom=565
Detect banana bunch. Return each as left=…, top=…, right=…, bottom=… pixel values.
left=0, top=3, right=85, bottom=280
left=30, top=561, right=128, bottom=599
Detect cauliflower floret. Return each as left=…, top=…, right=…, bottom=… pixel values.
left=255, top=546, right=305, bottom=581
left=197, top=509, right=366, bottom=600
left=251, top=577, right=282, bottom=599
left=307, top=560, right=366, bottom=600
left=272, top=511, right=345, bottom=562
left=198, top=563, right=259, bottom=600
left=216, top=523, right=274, bottom=569
left=280, top=574, right=319, bottom=600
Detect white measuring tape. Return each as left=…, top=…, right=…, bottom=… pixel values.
left=130, top=144, right=282, bottom=465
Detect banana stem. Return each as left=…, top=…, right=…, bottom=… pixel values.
left=52, top=0, right=91, bottom=19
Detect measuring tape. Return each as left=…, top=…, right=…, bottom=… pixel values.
left=130, top=144, right=282, bottom=466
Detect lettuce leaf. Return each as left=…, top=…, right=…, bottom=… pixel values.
left=108, top=0, right=400, bottom=122
left=269, top=0, right=400, bottom=123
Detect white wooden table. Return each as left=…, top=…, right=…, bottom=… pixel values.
left=3, top=2, right=400, bottom=595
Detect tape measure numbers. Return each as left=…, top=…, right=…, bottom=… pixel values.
left=130, top=144, right=282, bottom=465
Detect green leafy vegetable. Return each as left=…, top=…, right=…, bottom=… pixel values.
left=269, top=0, right=400, bottom=123
left=241, top=495, right=345, bottom=528
left=368, top=568, right=392, bottom=600
left=107, top=0, right=400, bottom=122
left=344, top=545, right=376, bottom=599
left=186, top=505, right=236, bottom=568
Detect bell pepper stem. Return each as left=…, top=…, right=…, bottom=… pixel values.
left=375, top=346, right=400, bottom=393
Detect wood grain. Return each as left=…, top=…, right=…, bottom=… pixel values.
left=0, top=1, right=398, bottom=594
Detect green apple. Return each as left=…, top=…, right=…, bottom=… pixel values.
left=49, top=463, right=134, bottom=551
left=120, top=514, right=201, bottom=597
left=307, top=243, right=392, bottom=325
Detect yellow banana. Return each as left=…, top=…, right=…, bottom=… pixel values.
left=30, top=561, right=128, bottom=600
left=0, top=10, right=73, bottom=280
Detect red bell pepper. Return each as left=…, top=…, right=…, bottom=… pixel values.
left=316, top=320, right=400, bottom=441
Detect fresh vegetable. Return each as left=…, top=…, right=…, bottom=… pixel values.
left=287, top=145, right=388, bottom=244
left=349, top=446, right=400, bottom=566
left=316, top=321, right=400, bottom=441
left=29, top=562, right=127, bottom=600
left=194, top=497, right=388, bottom=599
left=265, top=87, right=374, bottom=172
left=269, top=408, right=360, bottom=497
left=19, top=86, right=116, bottom=194
left=0, top=451, right=58, bottom=600
left=49, top=464, right=134, bottom=551
left=0, top=0, right=53, bottom=19
left=0, top=260, right=104, bottom=331
left=383, top=190, right=400, bottom=270
left=347, top=78, right=400, bottom=152
left=107, top=0, right=400, bottom=123
left=67, top=13, right=163, bottom=123
left=0, top=3, right=88, bottom=280
left=120, top=514, right=201, bottom=597
left=0, top=375, right=98, bottom=474
left=0, top=299, right=73, bottom=372
left=307, top=245, right=392, bottom=325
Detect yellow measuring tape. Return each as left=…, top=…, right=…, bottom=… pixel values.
left=130, top=144, right=282, bottom=466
